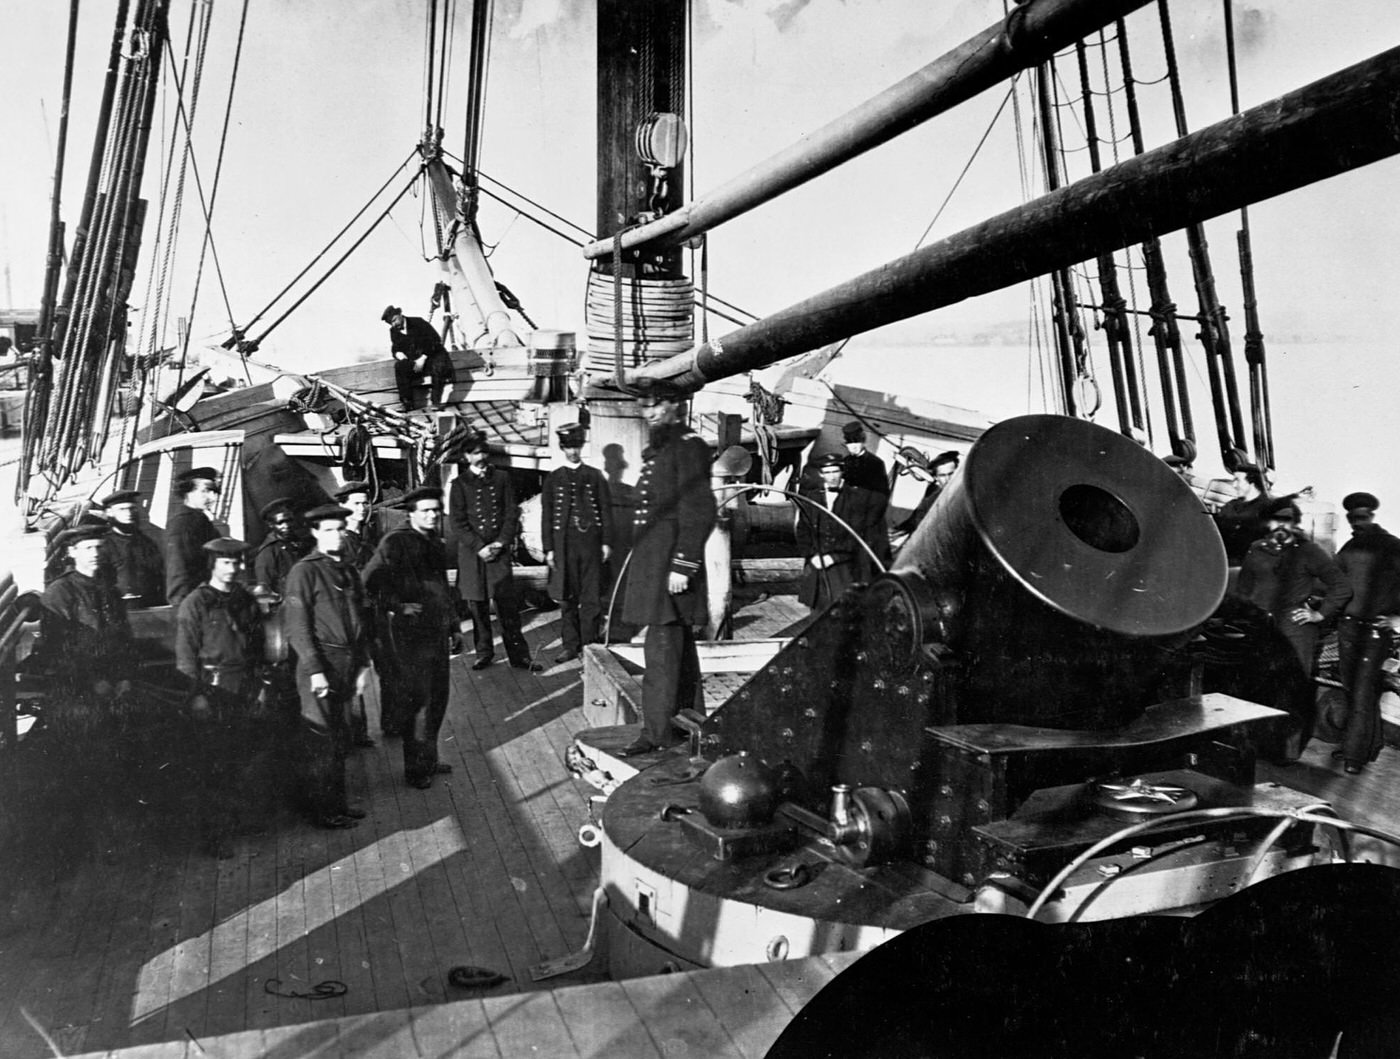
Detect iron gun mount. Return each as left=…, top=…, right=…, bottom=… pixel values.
left=599, top=415, right=1326, bottom=976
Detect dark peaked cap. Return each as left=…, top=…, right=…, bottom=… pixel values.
left=1343, top=492, right=1380, bottom=513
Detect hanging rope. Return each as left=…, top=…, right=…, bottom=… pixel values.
left=1158, top=0, right=1247, bottom=464
left=244, top=167, right=426, bottom=350
left=1223, top=0, right=1274, bottom=470
left=224, top=149, right=418, bottom=348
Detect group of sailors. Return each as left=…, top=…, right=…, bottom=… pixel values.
left=35, top=395, right=708, bottom=852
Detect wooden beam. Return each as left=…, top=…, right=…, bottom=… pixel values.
left=628, top=46, right=1400, bottom=392
left=582, top=0, right=1153, bottom=260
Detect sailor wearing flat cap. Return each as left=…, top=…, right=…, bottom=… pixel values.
left=542, top=423, right=613, bottom=664
left=796, top=451, right=885, bottom=612
left=382, top=304, right=456, bottom=412
left=1236, top=494, right=1351, bottom=760
left=175, top=538, right=264, bottom=857
left=41, top=523, right=135, bottom=704
left=362, top=486, right=456, bottom=786
left=283, top=504, right=371, bottom=827
left=332, top=481, right=376, bottom=568
left=166, top=466, right=223, bottom=608
left=451, top=434, right=541, bottom=671
left=1329, top=492, right=1400, bottom=773
left=253, top=497, right=309, bottom=601
left=894, top=449, right=960, bottom=541
left=98, top=489, right=165, bottom=607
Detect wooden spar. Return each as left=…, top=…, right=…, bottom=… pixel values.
left=629, top=46, right=1400, bottom=394
left=422, top=157, right=523, bottom=347
left=580, top=0, right=1154, bottom=261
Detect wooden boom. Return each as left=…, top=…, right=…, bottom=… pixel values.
left=627, top=46, right=1400, bottom=393
left=582, top=0, right=1155, bottom=260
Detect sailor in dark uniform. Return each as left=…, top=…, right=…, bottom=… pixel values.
left=165, top=466, right=222, bottom=608
left=894, top=449, right=959, bottom=541
left=619, top=386, right=717, bottom=755
left=97, top=489, right=165, bottom=606
left=382, top=304, right=457, bottom=410
left=252, top=497, right=309, bottom=600
left=1330, top=492, right=1400, bottom=774
left=1236, top=497, right=1352, bottom=760
left=334, top=480, right=377, bottom=568
left=840, top=420, right=891, bottom=565
left=542, top=424, right=613, bottom=664
left=1215, top=463, right=1276, bottom=564
left=284, top=504, right=370, bottom=829
left=796, top=453, right=885, bottom=611
left=175, top=538, right=264, bottom=857
left=840, top=420, right=891, bottom=496
left=450, top=432, right=541, bottom=671
left=41, top=524, right=135, bottom=704
left=363, top=487, right=456, bottom=789
left=334, top=480, right=378, bottom=746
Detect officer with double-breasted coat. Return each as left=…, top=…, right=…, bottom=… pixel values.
left=542, top=424, right=613, bottom=664
left=450, top=433, right=541, bottom=670
left=619, top=386, right=717, bottom=754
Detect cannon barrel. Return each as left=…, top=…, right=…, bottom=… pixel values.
left=890, top=414, right=1226, bottom=728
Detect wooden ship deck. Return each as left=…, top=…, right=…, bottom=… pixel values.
left=0, top=566, right=817, bottom=1059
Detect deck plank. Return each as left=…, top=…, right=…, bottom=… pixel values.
left=551, top=980, right=661, bottom=1058
left=346, top=773, right=413, bottom=1017
left=481, top=991, right=581, bottom=1057
left=269, top=809, right=310, bottom=1029
left=754, top=956, right=840, bottom=1015
left=202, top=826, right=254, bottom=1037
left=409, top=1000, right=502, bottom=1059
left=620, top=973, right=746, bottom=1059
left=690, top=962, right=798, bottom=1059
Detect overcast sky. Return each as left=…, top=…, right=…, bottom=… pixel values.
left=2, top=0, right=1397, bottom=507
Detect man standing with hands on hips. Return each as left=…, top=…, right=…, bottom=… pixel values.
left=619, top=383, right=717, bottom=756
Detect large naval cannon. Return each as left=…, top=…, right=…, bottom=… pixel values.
left=597, top=415, right=1326, bottom=976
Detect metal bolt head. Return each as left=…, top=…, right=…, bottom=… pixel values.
left=860, top=739, right=874, bottom=754
left=803, top=707, right=817, bottom=719
left=897, top=685, right=911, bottom=697
left=872, top=678, right=886, bottom=691
left=937, top=814, right=952, bottom=829
left=975, top=799, right=991, bottom=815
left=780, top=727, right=794, bottom=740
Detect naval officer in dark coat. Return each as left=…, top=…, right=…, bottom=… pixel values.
left=797, top=452, right=886, bottom=611
left=284, top=504, right=370, bottom=829
left=98, top=489, right=165, bottom=607
left=175, top=537, right=265, bottom=857
left=450, top=432, right=541, bottom=670
left=619, top=386, right=717, bottom=755
left=1330, top=492, right=1400, bottom=773
left=542, top=423, right=613, bottom=664
left=363, top=486, right=456, bottom=788
left=382, top=305, right=457, bottom=411
left=165, top=466, right=222, bottom=608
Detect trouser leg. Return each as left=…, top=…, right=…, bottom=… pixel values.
left=574, top=548, right=602, bottom=646
left=466, top=598, right=494, bottom=658
left=642, top=623, right=685, bottom=747
left=559, top=595, right=582, bottom=654
left=1341, top=622, right=1389, bottom=765
left=394, top=358, right=418, bottom=408
left=400, top=638, right=448, bottom=780
left=299, top=721, right=340, bottom=820
left=494, top=578, right=530, bottom=664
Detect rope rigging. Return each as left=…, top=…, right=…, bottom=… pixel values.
left=1157, top=0, right=1248, bottom=466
